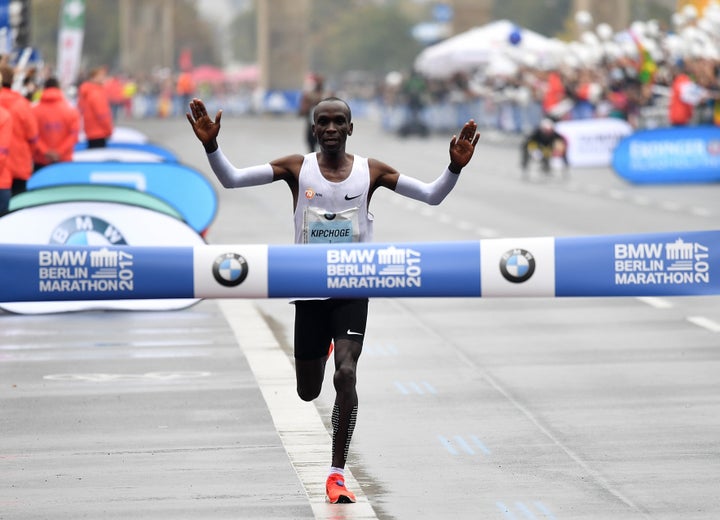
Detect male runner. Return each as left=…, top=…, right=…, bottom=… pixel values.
left=187, top=96, right=479, bottom=503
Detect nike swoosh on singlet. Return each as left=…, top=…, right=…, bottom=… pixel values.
left=346, top=329, right=363, bottom=336
left=344, top=193, right=362, bottom=200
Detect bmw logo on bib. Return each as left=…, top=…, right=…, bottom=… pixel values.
left=212, top=253, right=249, bottom=287
left=500, top=248, right=535, bottom=283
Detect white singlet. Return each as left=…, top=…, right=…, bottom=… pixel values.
left=294, top=152, right=374, bottom=244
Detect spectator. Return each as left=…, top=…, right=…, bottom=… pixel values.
left=31, top=76, right=80, bottom=171
left=0, top=74, right=11, bottom=215
left=78, top=66, right=114, bottom=147
left=0, top=64, right=39, bottom=197
left=105, top=73, right=126, bottom=120
left=298, top=74, right=326, bottom=152
left=175, top=69, right=196, bottom=117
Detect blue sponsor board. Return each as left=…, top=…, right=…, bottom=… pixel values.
left=0, top=0, right=9, bottom=55
left=267, top=241, right=482, bottom=298
left=0, top=245, right=195, bottom=302
left=27, top=162, right=218, bottom=234
left=612, top=126, right=720, bottom=184
left=74, top=142, right=179, bottom=162
left=555, top=230, right=720, bottom=297
left=263, top=90, right=302, bottom=114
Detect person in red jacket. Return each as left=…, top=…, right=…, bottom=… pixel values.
left=78, top=66, right=114, bottom=148
left=669, top=58, right=719, bottom=126
left=0, top=65, right=39, bottom=197
left=31, top=76, right=80, bottom=171
left=0, top=99, right=12, bottom=214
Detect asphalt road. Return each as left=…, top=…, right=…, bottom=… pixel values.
left=2, top=111, right=719, bottom=520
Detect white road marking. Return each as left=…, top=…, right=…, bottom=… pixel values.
left=219, top=300, right=379, bottom=520
left=636, top=297, right=674, bottom=309
left=687, top=316, right=720, bottom=333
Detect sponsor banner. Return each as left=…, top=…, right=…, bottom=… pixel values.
left=79, top=126, right=149, bottom=145
left=268, top=241, right=482, bottom=298
left=0, top=201, right=205, bottom=313
left=0, top=0, right=10, bottom=55
left=612, top=126, right=720, bottom=184
left=555, top=118, right=633, bottom=168
left=73, top=142, right=178, bottom=162
left=1, top=231, right=718, bottom=303
left=0, top=244, right=193, bottom=302
left=57, top=0, right=85, bottom=91
left=193, top=244, right=269, bottom=299
left=27, top=162, right=217, bottom=234
left=263, top=89, right=302, bottom=113
left=72, top=148, right=169, bottom=163
left=9, top=184, right=184, bottom=221
left=555, top=230, right=720, bottom=296
left=480, top=237, right=555, bottom=297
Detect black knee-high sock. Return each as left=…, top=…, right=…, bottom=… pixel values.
left=331, top=403, right=357, bottom=467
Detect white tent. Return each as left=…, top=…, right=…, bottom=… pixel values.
left=414, top=19, right=566, bottom=78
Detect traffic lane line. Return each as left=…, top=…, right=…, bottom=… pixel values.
left=219, top=300, right=380, bottom=520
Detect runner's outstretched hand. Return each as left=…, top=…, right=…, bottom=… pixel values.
left=186, top=98, right=222, bottom=153
left=449, top=119, right=480, bottom=173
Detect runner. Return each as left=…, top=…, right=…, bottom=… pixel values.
left=186, top=96, right=479, bottom=503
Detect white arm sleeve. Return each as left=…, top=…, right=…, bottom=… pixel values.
left=207, top=147, right=274, bottom=188
left=394, top=168, right=460, bottom=206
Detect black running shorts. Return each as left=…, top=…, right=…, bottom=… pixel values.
left=293, top=298, right=369, bottom=360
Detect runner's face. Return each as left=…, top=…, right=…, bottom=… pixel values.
left=313, top=101, right=352, bottom=152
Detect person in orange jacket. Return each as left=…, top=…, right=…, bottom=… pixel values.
left=0, top=64, right=39, bottom=197
left=78, top=66, right=114, bottom=147
left=31, top=76, right=80, bottom=171
left=0, top=72, right=12, bottom=215
left=175, top=70, right=196, bottom=117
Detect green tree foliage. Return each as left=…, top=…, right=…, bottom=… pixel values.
left=31, top=0, right=119, bottom=69
left=229, top=5, right=257, bottom=63
left=30, top=0, right=217, bottom=73
left=174, top=1, right=219, bottom=67
left=491, top=0, right=572, bottom=37
left=309, top=2, right=422, bottom=76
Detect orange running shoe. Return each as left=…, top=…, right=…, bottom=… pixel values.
left=325, top=473, right=356, bottom=504
left=327, top=340, right=334, bottom=359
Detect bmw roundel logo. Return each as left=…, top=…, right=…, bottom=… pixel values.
left=212, top=253, right=249, bottom=287
left=50, top=215, right=128, bottom=245
left=499, top=248, right=535, bottom=283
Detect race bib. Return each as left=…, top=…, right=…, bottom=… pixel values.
left=303, top=206, right=359, bottom=243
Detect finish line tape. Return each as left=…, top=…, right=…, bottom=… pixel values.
left=1, top=230, right=718, bottom=302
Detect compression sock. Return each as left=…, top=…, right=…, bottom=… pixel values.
left=331, top=403, right=358, bottom=468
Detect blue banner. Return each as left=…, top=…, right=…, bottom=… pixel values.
left=73, top=142, right=179, bottom=162
left=0, top=245, right=194, bottom=302
left=267, top=241, right=482, bottom=298
left=612, top=126, right=720, bottom=184
left=0, top=231, right=718, bottom=303
left=555, top=231, right=720, bottom=296
left=27, top=162, right=218, bottom=234
left=0, top=0, right=10, bottom=55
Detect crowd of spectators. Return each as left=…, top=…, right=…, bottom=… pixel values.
left=68, top=46, right=715, bottom=141
left=378, top=51, right=719, bottom=137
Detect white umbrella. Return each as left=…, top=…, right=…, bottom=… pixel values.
left=414, top=19, right=566, bottom=78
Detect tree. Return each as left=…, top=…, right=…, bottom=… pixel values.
left=492, top=0, right=572, bottom=38
left=228, top=5, right=257, bottom=63
left=310, top=3, right=422, bottom=77
left=30, top=0, right=219, bottom=74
